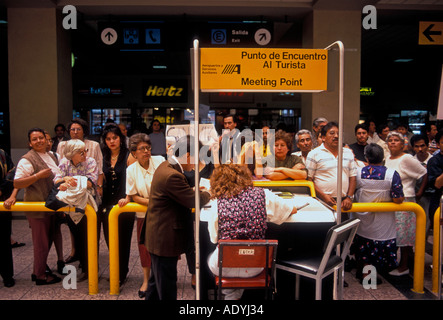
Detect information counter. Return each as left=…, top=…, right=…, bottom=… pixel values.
left=198, top=182, right=337, bottom=300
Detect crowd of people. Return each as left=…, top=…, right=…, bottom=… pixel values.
left=0, top=115, right=442, bottom=300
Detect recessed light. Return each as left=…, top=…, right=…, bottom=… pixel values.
left=394, top=59, right=413, bottom=63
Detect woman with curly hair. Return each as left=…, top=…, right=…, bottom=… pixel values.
left=206, top=164, right=298, bottom=299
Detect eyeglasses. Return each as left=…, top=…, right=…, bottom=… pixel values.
left=137, top=146, right=152, bottom=152
left=79, top=149, right=89, bottom=156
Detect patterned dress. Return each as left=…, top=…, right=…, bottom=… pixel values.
left=217, top=187, right=267, bottom=241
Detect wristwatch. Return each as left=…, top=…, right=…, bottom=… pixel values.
left=344, top=194, right=354, bottom=201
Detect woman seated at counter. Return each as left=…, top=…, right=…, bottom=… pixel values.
left=264, top=130, right=307, bottom=180
left=206, top=164, right=298, bottom=300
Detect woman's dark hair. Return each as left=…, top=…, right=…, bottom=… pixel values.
left=364, top=143, right=384, bottom=164
left=67, top=118, right=89, bottom=137
left=101, top=122, right=128, bottom=163
left=274, top=130, right=292, bottom=154
left=27, top=127, right=45, bottom=142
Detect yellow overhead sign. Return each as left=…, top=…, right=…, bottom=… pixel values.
left=419, top=22, right=443, bottom=45
left=200, top=48, right=328, bottom=92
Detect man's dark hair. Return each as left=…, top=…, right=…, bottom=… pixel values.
left=354, top=123, right=368, bottom=134
left=435, top=129, right=443, bottom=145
left=223, top=114, right=238, bottom=124
left=377, top=123, right=389, bottom=134
left=321, top=121, right=339, bottom=137
left=173, top=135, right=202, bottom=158
left=54, top=123, right=66, bottom=132
left=410, top=134, right=429, bottom=147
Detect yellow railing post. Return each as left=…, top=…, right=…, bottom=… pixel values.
left=432, top=207, right=441, bottom=294
left=252, top=180, right=316, bottom=197
left=108, top=203, right=147, bottom=295
left=337, top=202, right=426, bottom=294
left=0, top=202, right=98, bottom=295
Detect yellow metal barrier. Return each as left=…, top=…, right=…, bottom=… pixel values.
left=108, top=181, right=315, bottom=295
left=0, top=202, right=99, bottom=295
left=253, top=180, right=316, bottom=197
left=108, top=203, right=147, bottom=295
left=108, top=198, right=426, bottom=295
left=337, top=202, right=426, bottom=294
left=432, top=207, right=441, bottom=294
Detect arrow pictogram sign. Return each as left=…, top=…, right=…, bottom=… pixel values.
left=419, top=22, right=443, bottom=45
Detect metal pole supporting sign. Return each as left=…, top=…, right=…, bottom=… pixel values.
left=193, top=39, right=202, bottom=300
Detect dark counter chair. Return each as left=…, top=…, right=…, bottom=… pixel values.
left=275, top=218, right=360, bottom=300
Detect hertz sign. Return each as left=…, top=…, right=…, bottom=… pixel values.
left=200, top=48, right=328, bottom=92
left=143, top=79, right=188, bottom=103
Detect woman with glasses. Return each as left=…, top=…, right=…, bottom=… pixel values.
left=99, top=123, right=133, bottom=285
left=53, top=139, right=98, bottom=281
left=56, top=118, right=104, bottom=264
left=118, top=133, right=165, bottom=298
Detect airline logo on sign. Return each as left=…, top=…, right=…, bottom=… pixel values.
left=200, top=48, right=328, bottom=92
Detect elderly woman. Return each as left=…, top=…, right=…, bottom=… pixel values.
left=53, top=139, right=98, bottom=281
left=264, top=130, right=307, bottom=180
left=206, top=164, right=298, bottom=299
left=351, top=143, right=404, bottom=283
left=14, top=128, right=62, bottom=285
left=57, top=118, right=103, bottom=198
left=384, top=132, right=427, bottom=276
left=118, top=133, right=165, bottom=298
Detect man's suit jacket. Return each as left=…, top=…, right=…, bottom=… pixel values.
left=145, top=159, right=211, bottom=257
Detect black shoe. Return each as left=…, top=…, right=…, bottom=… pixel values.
left=3, top=278, right=15, bottom=288
left=35, top=275, right=61, bottom=286
left=57, top=260, right=68, bottom=275
left=11, top=242, right=25, bottom=248
left=138, top=289, right=147, bottom=298
left=31, top=265, right=53, bottom=281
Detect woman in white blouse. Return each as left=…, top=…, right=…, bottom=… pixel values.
left=385, top=131, right=427, bottom=276
left=118, top=133, right=165, bottom=298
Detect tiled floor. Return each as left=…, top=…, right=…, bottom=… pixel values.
left=0, top=214, right=440, bottom=301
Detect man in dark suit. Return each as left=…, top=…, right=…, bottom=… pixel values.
left=144, top=136, right=211, bottom=300
left=51, top=123, right=69, bottom=153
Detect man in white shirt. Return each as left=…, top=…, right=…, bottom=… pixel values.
left=305, top=121, right=357, bottom=211
left=376, top=123, right=391, bottom=161
left=410, top=134, right=434, bottom=230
